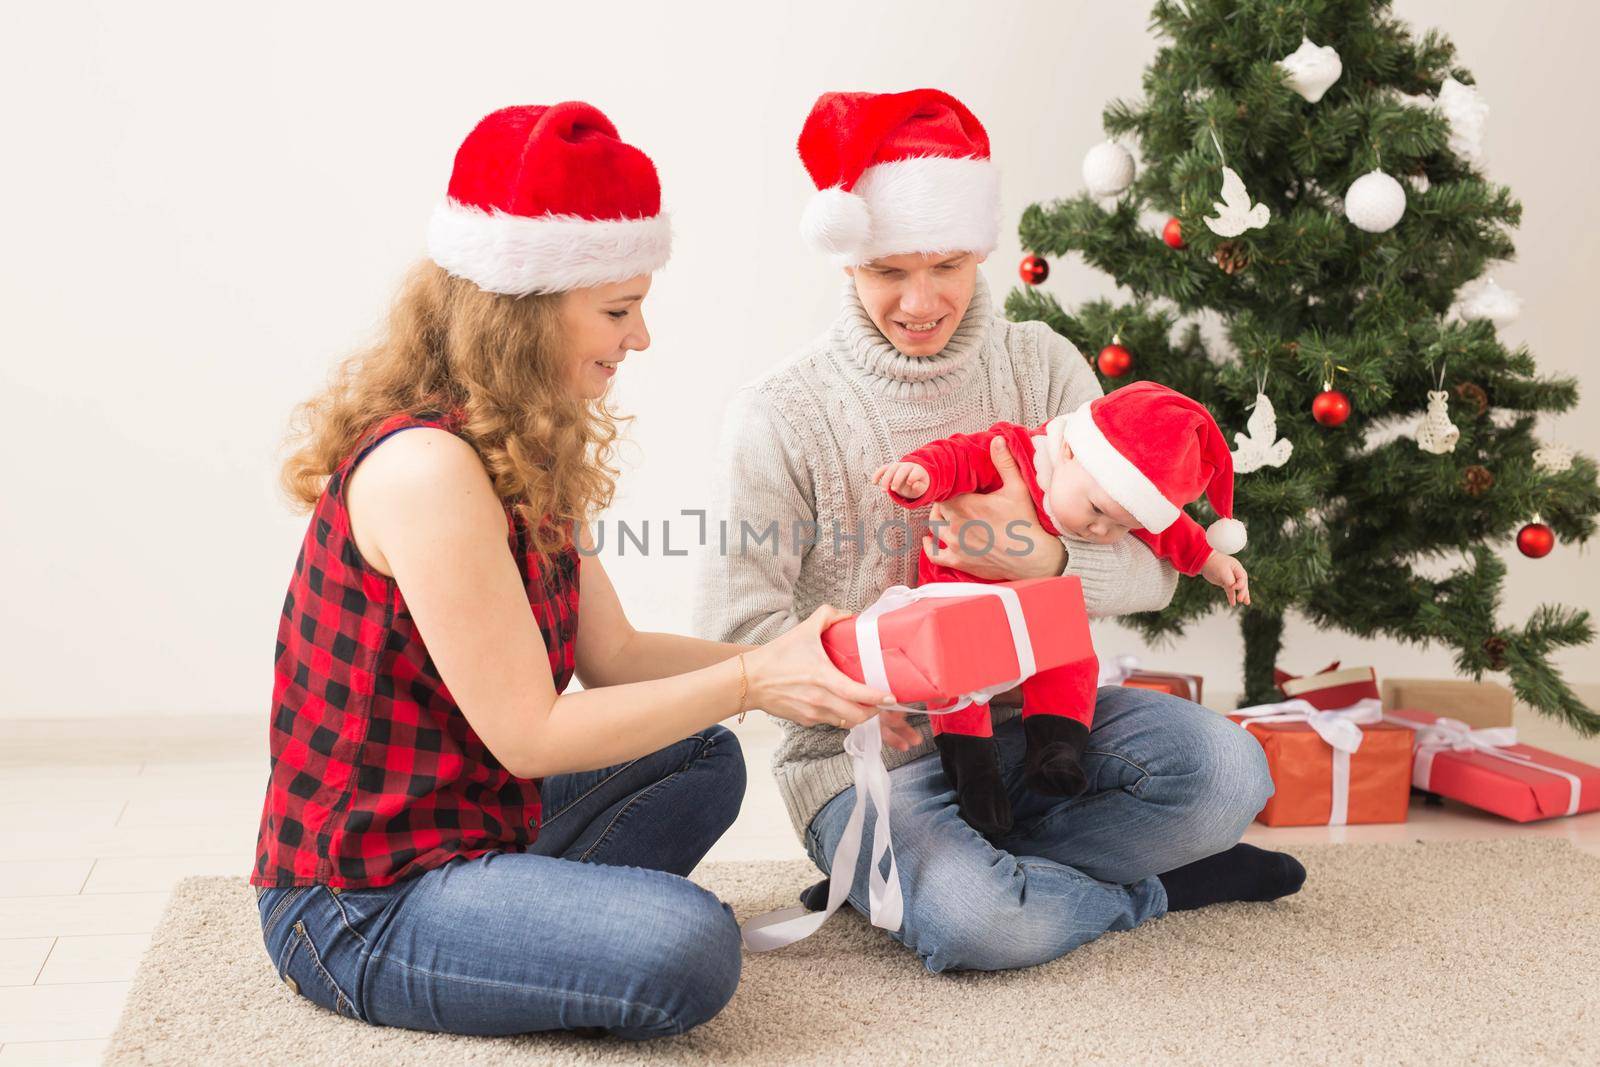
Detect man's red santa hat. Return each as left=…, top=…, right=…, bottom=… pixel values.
left=427, top=102, right=671, bottom=295
left=796, top=89, right=1000, bottom=265
left=1053, top=381, right=1247, bottom=554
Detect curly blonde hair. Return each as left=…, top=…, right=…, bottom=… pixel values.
left=280, top=261, right=629, bottom=555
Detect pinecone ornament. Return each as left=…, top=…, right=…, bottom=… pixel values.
left=1454, top=381, right=1489, bottom=417
left=1462, top=465, right=1495, bottom=496
left=1215, top=241, right=1250, bottom=274
left=1482, top=636, right=1509, bottom=671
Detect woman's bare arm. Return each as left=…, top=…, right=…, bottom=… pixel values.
left=571, top=524, right=755, bottom=688
left=347, top=429, right=888, bottom=779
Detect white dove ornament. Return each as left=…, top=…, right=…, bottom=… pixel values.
left=1415, top=390, right=1460, bottom=455
left=1232, top=392, right=1293, bottom=473
left=1278, top=37, right=1343, bottom=104
left=1204, top=167, right=1270, bottom=238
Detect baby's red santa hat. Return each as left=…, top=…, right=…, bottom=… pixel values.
left=427, top=102, right=671, bottom=295
left=1059, top=381, right=1247, bottom=554
left=797, top=89, right=1000, bottom=265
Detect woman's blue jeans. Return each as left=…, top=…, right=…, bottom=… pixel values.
left=256, top=725, right=747, bottom=1039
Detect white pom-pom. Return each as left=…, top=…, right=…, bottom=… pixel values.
left=1277, top=36, right=1343, bottom=103
left=1344, top=170, right=1407, bottom=233
left=1207, top=517, right=1247, bottom=555
left=1082, top=141, right=1135, bottom=198
left=800, top=186, right=871, bottom=257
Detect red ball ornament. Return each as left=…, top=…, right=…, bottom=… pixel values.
left=1019, top=254, right=1049, bottom=285
left=1516, top=522, right=1555, bottom=558
left=1096, top=342, right=1133, bottom=378
left=1162, top=216, right=1185, bottom=249
left=1312, top=386, right=1351, bottom=427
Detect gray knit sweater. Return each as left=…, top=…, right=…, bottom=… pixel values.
left=692, top=276, right=1178, bottom=837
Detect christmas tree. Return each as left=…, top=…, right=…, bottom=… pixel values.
left=1008, top=0, right=1600, bottom=729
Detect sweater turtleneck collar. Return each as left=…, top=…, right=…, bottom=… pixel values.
left=833, top=273, right=993, bottom=401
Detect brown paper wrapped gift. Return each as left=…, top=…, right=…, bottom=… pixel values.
left=1380, top=677, right=1513, bottom=730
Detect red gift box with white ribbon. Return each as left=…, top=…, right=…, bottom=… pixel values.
left=1383, top=709, right=1600, bottom=822
left=1276, top=660, right=1380, bottom=709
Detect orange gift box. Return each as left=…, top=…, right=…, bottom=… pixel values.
left=1228, top=711, right=1413, bottom=827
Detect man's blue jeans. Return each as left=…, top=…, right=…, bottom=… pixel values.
left=256, top=725, right=746, bottom=1039
left=806, top=687, right=1274, bottom=973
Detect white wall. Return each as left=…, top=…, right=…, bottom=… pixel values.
left=1, top=0, right=1594, bottom=717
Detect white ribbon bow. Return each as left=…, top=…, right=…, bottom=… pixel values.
left=1382, top=713, right=1583, bottom=817
left=1232, top=697, right=1384, bottom=825
left=741, top=583, right=1037, bottom=952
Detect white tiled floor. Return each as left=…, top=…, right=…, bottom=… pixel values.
left=2, top=696, right=1598, bottom=1062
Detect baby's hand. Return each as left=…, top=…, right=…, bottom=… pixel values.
left=872, top=461, right=930, bottom=500
left=1201, top=552, right=1251, bottom=607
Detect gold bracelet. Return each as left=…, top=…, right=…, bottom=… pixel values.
left=734, top=653, right=749, bottom=724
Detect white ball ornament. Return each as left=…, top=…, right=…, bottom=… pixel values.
left=1277, top=37, right=1343, bottom=103
left=1082, top=141, right=1136, bottom=198
left=1344, top=170, right=1407, bottom=232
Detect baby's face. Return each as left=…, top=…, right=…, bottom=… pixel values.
left=1046, top=446, right=1141, bottom=543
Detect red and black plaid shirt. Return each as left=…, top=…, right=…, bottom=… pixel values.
left=252, top=411, right=580, bottom=888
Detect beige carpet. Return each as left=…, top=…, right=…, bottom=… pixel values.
left=106, top=841, right=1600, bottom=1065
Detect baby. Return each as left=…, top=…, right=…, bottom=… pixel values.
left=872, top=380, right=1250, bottom=836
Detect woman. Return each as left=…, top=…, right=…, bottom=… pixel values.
left=251, top=102, right=889, bottom=1039
left=695, top=89, right=1302, bottom=972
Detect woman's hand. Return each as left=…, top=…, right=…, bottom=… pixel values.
left=925, top=437, right=1066, bottom=580
left=743, top=605, right=891, bottom=729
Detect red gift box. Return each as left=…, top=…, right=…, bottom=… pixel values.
left=1384, top=709, right=1600, bottom=822
left=1275, top=661, right=1379, bottom=710
left=822, top=578, right=1094, bottom=707
left=1122, top=670, right=1202, bottom=703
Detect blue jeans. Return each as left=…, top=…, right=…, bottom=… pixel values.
left=806, top=688, right=1273, bottom=973
left=256, top=725, right=746, bottom=1039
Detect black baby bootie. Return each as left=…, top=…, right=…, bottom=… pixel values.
left=936, top=732, right=1014, bottom=837
left=1022, top=716, right=1091, bottom=797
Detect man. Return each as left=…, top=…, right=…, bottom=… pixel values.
left=694, top=88, right=1302, bottom=972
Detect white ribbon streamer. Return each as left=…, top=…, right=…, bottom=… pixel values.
left=1382, top=713, right=1583, bottom=817
left=741, top=583, right=1038, bottom=952
left=1232, top=697, right=1383, bottom=825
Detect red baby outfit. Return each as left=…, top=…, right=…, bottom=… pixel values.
left=888, top=417, right=1214, bottom=745
left=880, top=382, right=1243, bottom=835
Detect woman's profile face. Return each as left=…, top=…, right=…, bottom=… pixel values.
left=559, top=274, right=653, bottom=399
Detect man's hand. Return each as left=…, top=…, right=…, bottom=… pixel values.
left=924, top=436, right=1066, bottom=579
left=872, top=461, right=931, bottom=501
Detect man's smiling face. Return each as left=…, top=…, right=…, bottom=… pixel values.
left=847, top=251, right=982, bottom=356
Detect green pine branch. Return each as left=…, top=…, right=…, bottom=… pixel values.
left=1008, top=0, right=1600, bottom=731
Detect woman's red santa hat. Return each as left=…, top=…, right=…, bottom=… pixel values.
left=797, top=89, right=1000, bottom=265
left=427, top=102, right=671, bottom=295
left=1056, top=381, right=1247, bottom=554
